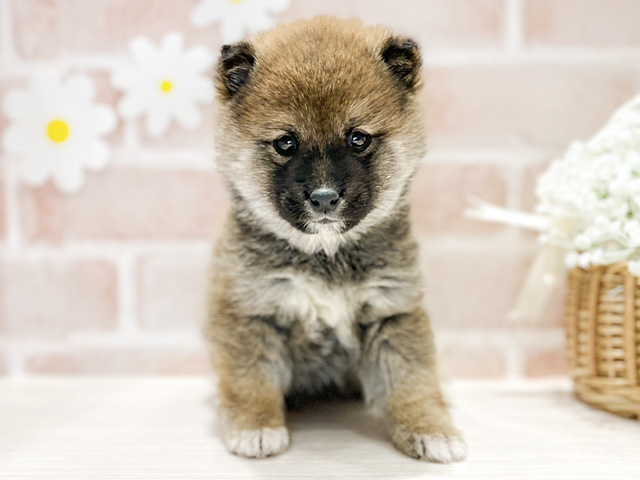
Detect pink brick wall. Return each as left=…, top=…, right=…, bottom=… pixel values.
left=1, top=0, right=638, bottom=377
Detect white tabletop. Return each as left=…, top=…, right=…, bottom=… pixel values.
left=0, top=377, right=638, bottom=479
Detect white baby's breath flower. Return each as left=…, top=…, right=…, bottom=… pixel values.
left=190, top=0, right=290, bottom=43
left=111, top=32, right=214, bottom=138
left=578, top=253, right=592, bottom=270
left=627, top=260, right=640, bottom=277
left=536, top=92, right=640, bottom=275
left=565, top=251, right=579, bottom=269
left=1, top=71, right=117, bottom=194
left=573, top=233, right=591, bottom=251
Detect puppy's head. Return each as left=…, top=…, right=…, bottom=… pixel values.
left=214, top=17, right=425, bottom=253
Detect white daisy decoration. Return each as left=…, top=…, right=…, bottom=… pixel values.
left=111, top=32, right=215, bottom=138
left=1, top=71, right=117, bottom=194
left=190, top=0, right=291, bottom=43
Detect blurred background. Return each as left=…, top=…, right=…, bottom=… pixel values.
left=1, top=0, right=639, bottom=378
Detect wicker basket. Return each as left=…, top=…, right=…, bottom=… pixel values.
left=566, top=262, right=640, bottom=419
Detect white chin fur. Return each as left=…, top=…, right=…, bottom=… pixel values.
left=224, top=426, right=290, bottom=458
left=411, top=434, right=467, bottom=463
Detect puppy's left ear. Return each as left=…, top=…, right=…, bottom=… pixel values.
left=216, top=41, right=256, bottom=99
left=381, top=37, right=422, bottom=91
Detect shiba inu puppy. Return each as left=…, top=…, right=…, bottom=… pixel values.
left=207, top=17, right=466, bottom=462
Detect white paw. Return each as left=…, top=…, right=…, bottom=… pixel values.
left=224, top=426, right=290, bottom=458
left=412, top=434, right=467, bottom=463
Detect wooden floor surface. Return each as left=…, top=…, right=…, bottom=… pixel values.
left=0, top=377, right=638, bottom=479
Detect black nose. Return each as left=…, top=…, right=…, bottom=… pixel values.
left=309, top=188, right=340, bottom=213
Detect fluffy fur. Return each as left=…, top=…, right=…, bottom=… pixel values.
left=206, top=17, right=465, bottom=462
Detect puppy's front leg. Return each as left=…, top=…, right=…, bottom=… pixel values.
left=359, top=308, right=467, bottom=463
left=212, top=317, right=290, bottom=458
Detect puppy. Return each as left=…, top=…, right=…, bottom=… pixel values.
left=207, top=17, right=466, bottom=462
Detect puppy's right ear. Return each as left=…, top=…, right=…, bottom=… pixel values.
left=216, top=42, right=256, bottom=99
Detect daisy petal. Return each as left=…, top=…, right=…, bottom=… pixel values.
left=190, top=0, right=224, bottom=28
left=2, top=123, right=32, bottom=155
left=131, top=36, right=158, bottom=63
left=2, top=89, right=31, bottom=119
left=145, top=109, right=172, bottom=138
left=30, top=70, right=60, bottom=102
left=84, top=139, right=111, bottom=171
left=190, top=77, right=215, bottom=103
left=162, top=32, right=185, bottom=57
left=19, top=150, right=54, bottom=187
left=245, top=9, right=273, bottom=33
left=111, top=68, right=139, bottom=91
left=265, top=0, right=291, bottom=12
left=88, top=105, right=117, bottom=136
left=221, top=17, right=247, bottom=43
left=184, top=46, right=215, bottom=73
left=53, top=159, right=85, bottom=194
left=176, top=103, right=202, bottom=130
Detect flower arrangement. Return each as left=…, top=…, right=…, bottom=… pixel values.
left=465, top=93, right=640, bottom=320
left=111, top=32, right=215, bottom=138
left=535, top=94, right=640, bottom=275
left=1, top=72, right=117, bottom=193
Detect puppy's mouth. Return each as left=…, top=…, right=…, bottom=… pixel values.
left=303, top=214, right=347, bottom=235
left=314, top=218, right=338, bottom=225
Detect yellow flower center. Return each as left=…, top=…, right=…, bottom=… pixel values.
left=160, top=80, right=173, bottom=93
left=46, top=119, right=69, bottom=143
left=230, top=0, right=243, bottom=3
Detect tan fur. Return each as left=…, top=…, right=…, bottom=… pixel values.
left=206, top=17, right=465, bottom=462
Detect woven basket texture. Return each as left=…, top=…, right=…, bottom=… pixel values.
left=566, top=263, right=640, bottom=419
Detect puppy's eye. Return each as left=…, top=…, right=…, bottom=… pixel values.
left=273, top=134, right=298, bottom=156
left=347, top=130, right=372, bottom=152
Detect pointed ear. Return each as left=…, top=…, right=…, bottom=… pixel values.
left=381, top=37, right=422, bottom=90
left=216, top=42, right=256, bottom=98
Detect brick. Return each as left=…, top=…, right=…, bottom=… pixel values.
left=423, top=64, right=640, bottom=151
left=420, top=241, right=545, bottom=328
left=0, top=347, right=6, bottom=374
left=0, top=78, right=26, bottom=146
left=543, top=283, right=566, bottom=327
left=525, top=346, right=568, bottom=377
left=25, top=345, right=211, bottom=374
left=410, top=162, right=507, bottom=236
left=282, top=0, right=505, bottom=48
left=0, top=181, right=5, bottom=242
left=1, top=258, right=117, bottom=338
left=13, top=0, right=503, bottom=58
left=436, top=338, right=507, bottom=378
left=137, top=250, right=210, bottom=331
left=525, top=0, right=640, bottom=47
left=12, top=0, right=209, bottom=58
left=522, top=159, right=552, bottom=211
left=0, top=81, right=8, bottom=243
left=19, top=169, right=229, bottom=243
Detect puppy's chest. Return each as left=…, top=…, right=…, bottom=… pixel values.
left=254, top=270, right=420, bottom=353
left=272, top=275, right=360, bottom=350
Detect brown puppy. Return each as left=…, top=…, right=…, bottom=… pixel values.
left=207, top=17, right=466, bottom=462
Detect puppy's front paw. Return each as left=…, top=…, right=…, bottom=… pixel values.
left=224, top=426, right=290, bottom=458
left=403, top=434, right=467, bottom=463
